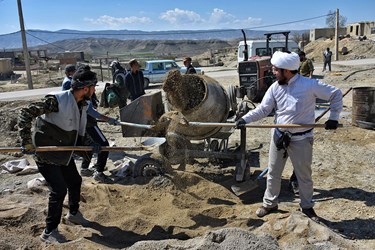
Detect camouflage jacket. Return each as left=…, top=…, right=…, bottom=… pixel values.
left=299, top=59, right=314, bottom=77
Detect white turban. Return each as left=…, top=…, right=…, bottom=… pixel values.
left=270, top=51, right=300, bottom=71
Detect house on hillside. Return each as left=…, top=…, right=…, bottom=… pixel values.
left=347, top=21, right=375, bottom=37
left=310, top=28, right=346, bottom=41
left=57, top=51, right=85, bottom=65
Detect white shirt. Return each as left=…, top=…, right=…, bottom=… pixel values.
left=241, top=74, right=343, bottom=140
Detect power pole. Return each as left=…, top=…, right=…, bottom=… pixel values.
left=335, top=8, right=339, bottom=61
left=17, top=0, right=33, bottom=89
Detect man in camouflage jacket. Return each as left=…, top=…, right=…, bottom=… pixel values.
left=18, top=68, right=98, bottom=243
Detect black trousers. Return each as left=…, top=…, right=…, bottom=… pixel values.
left=37, top=159, right=82, bottom=231
left=81, top=124, right=110, bottom=172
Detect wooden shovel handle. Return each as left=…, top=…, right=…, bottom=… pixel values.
left=188, top=122, right=342, bottom=128
left=0, top=146, right=150, bottom=153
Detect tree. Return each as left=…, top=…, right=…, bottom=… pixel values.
left=291, top=31, right=310, bottom=50
left=326, top=10, right=347, bottom=28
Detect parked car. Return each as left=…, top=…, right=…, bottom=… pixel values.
left=142, top=59, right=203, bottom=88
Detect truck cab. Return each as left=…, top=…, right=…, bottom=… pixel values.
left=237, top=40, right=299, bottom=63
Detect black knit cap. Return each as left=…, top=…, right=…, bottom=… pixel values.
left=71, top=68, right=97, bottom=89
left=65, top=64, right=76, bottom=73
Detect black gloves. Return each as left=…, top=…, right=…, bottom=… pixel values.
left=107, top=117, right=120, bottom=126
left=21, top=143, right=35, bottom=155
left=325, top=120, right=338, bottom=130
left=235, top=118, right=246, bottom=129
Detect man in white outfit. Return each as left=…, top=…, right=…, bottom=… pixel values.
left=236, top=51, right=342, bottom=220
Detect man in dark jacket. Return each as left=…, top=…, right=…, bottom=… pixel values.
left=125, top=59, right=145, bottom=101
left=19, top=68, right=99, bottom=243
left=183, top=57, right=196, bottom=74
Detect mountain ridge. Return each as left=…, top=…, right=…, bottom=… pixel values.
left=0, top=28, right=307, bottom=50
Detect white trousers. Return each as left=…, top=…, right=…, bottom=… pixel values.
left=263, top=129, right=314, bottom=209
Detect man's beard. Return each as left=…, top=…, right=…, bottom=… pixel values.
left=278, top=76, right=288, bottom=85
left=84, top=93, right=91, bottom=100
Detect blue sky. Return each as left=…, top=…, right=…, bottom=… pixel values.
left=0, top=0, right=374, bottom=35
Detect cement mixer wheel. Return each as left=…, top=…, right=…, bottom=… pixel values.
left=209, top=139, right=219, bottom=151
left=134, top=156, right=164, bottom=177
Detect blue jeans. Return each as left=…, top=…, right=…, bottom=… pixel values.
left=37, top=159, right=82, bottom=231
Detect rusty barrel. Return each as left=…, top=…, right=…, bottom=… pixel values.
left=164, top=73, right=230, bottom=140
left=352, top=87, right=375, bottom=127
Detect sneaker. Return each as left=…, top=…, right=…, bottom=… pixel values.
left=80, top=168, right=94, bottom=177
left=256, top=205, right=278, bottom=218
left=289, top=181, right=299, bottom=194
left=63, top=211, right=89, bottom=226
left=93, top=171, right=112, bottom=183
left=40, top=228, right=67, bottom=243
left=301, top=208, right=320, bottom=222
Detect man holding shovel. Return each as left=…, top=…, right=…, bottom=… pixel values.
left=18, top=68, right=101, bottom=243
left=235, top=51, right=342, bottom=220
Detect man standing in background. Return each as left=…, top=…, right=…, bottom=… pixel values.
left=323, top=48, right=332, bottom=72
left=61, top=64, right=76, bottom=90
left=298, top=51, right=314, bottom=78
left=183, top=57, right=196, bottom=74
left=125, top=59, right=145, bottom=101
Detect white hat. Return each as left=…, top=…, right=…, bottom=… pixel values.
left=271, top=51, right=300, bottom=71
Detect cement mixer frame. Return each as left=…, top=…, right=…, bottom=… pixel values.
left=118, top=80, right=257, bottom=182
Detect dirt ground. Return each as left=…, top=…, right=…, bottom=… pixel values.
left=0, top=57, right=375, bottom=249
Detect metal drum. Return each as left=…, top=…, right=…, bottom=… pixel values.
left=352, top=87, right=375, bottom=128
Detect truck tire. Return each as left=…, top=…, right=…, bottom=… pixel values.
left=144, top=78, right=150, bottom=89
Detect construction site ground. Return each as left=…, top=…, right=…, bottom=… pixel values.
left=0, top=56, right=375, bottom=249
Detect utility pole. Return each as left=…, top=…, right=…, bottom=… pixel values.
left=17, top=0, right=33, bottom=89
left=335, top=8, right=339, bottom=61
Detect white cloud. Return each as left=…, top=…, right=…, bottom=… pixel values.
left=84, top=9, right=263, bottom=30
left=159, top=8, right=262, bottom=29
left=209, top=8, right=236, bottom=25
left=159, top=8, right=203, bottom=25
left=84, top=15, right=152, bottom=28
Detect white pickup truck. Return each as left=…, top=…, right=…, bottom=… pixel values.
left=142, top=59, right=203, bottom=88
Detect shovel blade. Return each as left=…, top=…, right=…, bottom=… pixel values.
left=231, top=180, right=259, bottom=196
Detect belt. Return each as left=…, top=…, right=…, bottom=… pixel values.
left=277, top=128, right=313, bottom=136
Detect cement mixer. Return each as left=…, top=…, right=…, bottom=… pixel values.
left=119, top=70, right=256, bottom=182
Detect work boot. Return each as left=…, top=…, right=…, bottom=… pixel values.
left=40, top=228, right=67, bottom=243
left=93, top=171, right=112, bottom=183
left=301, top=208, right=320, bottom=222
left=256, top=205, right=278, bottom=218
left=80, top=168, right=94, bottom=177
left=63, top=211, right=89, bottom=226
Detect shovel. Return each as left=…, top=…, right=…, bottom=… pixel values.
left=231, top=167, right=269, bottom=196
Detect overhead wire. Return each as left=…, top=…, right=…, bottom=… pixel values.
left=8, top=12, right=335, bottom=54
left=22, top=13, right=333, bottom=37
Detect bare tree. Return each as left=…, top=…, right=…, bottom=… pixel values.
left=291, top=31, right=310, bottom=50
left=326, top=10, right=347, bottom=28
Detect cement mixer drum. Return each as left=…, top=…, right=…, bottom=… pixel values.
left=163, top=70, right=230, bottom=140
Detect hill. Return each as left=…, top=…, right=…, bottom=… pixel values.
left=0, top=28, right=307, bottom=49
left=33, top=38, right=239, bottom=58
